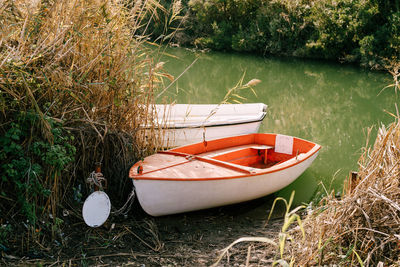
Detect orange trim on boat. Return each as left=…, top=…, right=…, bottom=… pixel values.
left=131, top=145, right=321, bottom=181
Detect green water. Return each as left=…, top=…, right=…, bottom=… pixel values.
left=156, top=47, right=396, bottom=203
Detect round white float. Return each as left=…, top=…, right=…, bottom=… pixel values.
left=82, top=191, right=111, bottom=227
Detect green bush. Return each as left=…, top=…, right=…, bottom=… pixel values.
left=188, top=0, right=263, bottom=50
left=306, top=0, right=379, bottom=61
left=165, top=0, right=400, bottom=67
left=0, top=111, right=76, bottom=224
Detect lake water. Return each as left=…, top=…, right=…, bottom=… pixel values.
left=156, top=47, right=396, bottom=204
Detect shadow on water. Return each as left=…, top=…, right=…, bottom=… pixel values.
left=156, top=46, right=396, bottom=205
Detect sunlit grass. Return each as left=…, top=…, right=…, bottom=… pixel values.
left=0, top=0, right=183, bottom=251
left=212, top=191, right=305, bottom=267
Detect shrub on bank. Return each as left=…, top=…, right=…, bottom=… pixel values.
left=157, top=0, right=400, bottom=68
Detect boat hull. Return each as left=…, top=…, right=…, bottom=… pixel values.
left=158, top=120, right=263, bottom=147
left=133, top=152, right=319, bottom=216
left=145, top=103, right=267, bottom=147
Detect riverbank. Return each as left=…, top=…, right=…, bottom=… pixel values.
left=2, top=195, right=285, bottom=266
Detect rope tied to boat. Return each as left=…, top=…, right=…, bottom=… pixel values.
left=111, top=180, right=136, bottom=216
left=85, top=163, right=136, bottom=217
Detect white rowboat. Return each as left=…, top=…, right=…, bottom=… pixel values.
left=129, top=133, right=320, bottom=216
left=144, top=103, right=267, bottom=147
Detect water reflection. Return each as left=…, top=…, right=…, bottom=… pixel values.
left=159, top=47, right=396, bottom=203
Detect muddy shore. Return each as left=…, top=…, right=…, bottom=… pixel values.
left=3, top=196, right=284, bottom=266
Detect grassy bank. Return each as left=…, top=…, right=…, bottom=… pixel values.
left=0, top=0, right=175, bottom=255
left=287, top=118, right=400, bottom=265
left=151, top=0, right=399, bottom=69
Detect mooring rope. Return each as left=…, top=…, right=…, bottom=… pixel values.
left=111, top=180, right=136, bottom=216
left=86, top=170, right=136, bottom=216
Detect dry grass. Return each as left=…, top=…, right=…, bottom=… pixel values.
left=287, top=116, right=400, bottom=266
left=0, top=0, right=182, bottom=252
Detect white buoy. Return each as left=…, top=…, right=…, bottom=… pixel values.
left=82, top=191, right=111, bottom=227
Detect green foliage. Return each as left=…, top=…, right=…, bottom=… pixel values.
left=306, top=0, right=379, bottom=62
left=187, top=0, right=322, bottom=54
left=189, top=0, right=263, bottom=50
left=167, top=0, right=400, bottom=67
left=267, top=191, right=305, bottom=263
left=136, top=0, right=185, bottom=44
left=0, top=111, right=76, bottom=224
left=0, top=224, right=12, bottom=249
left=212, top=191, right=305, bottom=266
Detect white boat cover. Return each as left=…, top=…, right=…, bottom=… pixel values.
left=149, top=103, right=267, bottom=128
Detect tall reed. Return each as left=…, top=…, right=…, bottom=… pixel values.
left=285, top=116, right=400, bottom=265
left=0, top=0, right=181, bottom=252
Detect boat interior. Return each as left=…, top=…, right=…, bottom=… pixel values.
left=130, top=134, right=318, bottom=179
left=168, top=133, right=315, bottom=171
left=164, top=137, right=315, bottom=173
left=208, top=145, right=295, bottom=169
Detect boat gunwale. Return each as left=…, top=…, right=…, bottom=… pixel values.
left=131, top=141, right=321, bottom=182
left=140, top=113, right=267, bottom=130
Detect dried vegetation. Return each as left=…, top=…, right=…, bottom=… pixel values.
left=0, top=0, right=181, bottom=254
left=287, top=114, right=400, bottom=265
